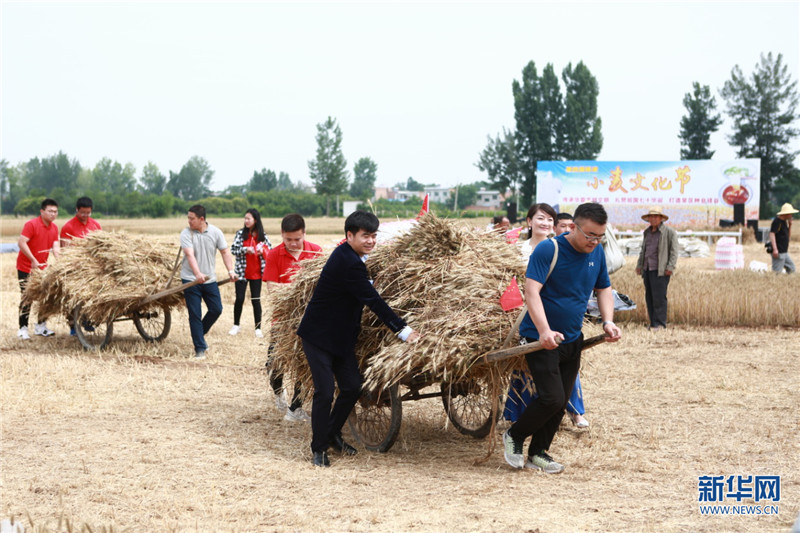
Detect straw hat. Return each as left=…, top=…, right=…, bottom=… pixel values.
left=776, top=203, right=799, bottom=216
left=642, top=206, right=669, bottom=221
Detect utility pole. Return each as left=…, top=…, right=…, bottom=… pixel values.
left=453, top=184, right=459, bottom=211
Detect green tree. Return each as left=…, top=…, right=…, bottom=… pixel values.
left=276, top=171, right=293, bottom=191
left=308, top=116, right=349, bottom=215
left=248, top=168, right=277, bottom=192
left=405, top=177, right=426, bottom=191
left=513, top=61, right=562, bottom=207
left=349, top=157, right=378, bottom=200
left=0, top=160, right=26, bottom=214
left=140, top=161, right=167, bottom=195
left=770, top=165, right=800, bottom=213
left=93, top=157, right=137, bottom=195
left=721, top=52, right=799, bottom=213
left=25, top=152, right=82, bottom=197
left=167, top=156, right=214, bottom=201
left=477, top=128, right=522, bottom=201
left=678, top=82, right=723, bottom=159
left=453, top=183, right=479, bottom=210
left=560, top=61, right=603, bottom=159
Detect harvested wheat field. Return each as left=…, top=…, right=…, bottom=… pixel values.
left=1, top=218, right=799, bottom=533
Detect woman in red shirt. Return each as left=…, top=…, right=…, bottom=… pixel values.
left=229, top=209, right=271, bottom=337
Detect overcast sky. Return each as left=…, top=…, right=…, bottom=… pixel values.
left=2, top=1, right=799, bottom=191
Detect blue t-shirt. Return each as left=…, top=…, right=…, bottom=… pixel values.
left=519, top=234, right=610, bottom=343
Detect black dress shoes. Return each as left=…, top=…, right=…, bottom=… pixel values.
left=312, top=451, right=330, bottom=467
left=329, top=434, right=358, bottom=455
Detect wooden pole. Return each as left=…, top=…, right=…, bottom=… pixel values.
left=138, top=276, right=234, bottom=306
left=482, top=333, right=608, bottom=364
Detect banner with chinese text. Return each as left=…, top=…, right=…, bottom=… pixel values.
left=536, top=160, right=760, bottom=226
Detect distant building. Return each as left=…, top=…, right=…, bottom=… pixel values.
left=374, top=186, right=396, bottom=201
left=475, top=187, right=504, bottom=209
left=423, top=186, right=453, bottom=204
left=394, top=190, right=426, bottom=202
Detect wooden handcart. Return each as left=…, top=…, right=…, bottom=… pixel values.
left=346, top=331, right=608, bottom=453
left=72, top=248, right=232, bottom=351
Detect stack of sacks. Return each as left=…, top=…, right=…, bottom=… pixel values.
left=714, top=236, right=744, bottom=270
left=679, top=237, right=711, bottom=258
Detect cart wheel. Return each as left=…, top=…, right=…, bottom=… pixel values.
left=347, top=384, right=402, bottom=453
left=72, top=305, right=113, bottom=351
left=132, top=303, right=171, bottom=342
left=441, top=376, right=499, bottom=438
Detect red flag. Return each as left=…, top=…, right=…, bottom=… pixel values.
left=416, top=194, right=430, bottom=220
left=500, top=276, right=524, bottom=311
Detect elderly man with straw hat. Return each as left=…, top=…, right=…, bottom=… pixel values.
left=769, top=202, right=798, bottom=274
left=635, top=206, right=678, bottom=330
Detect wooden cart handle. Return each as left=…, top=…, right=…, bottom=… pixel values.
left=138, top=276, right=233, bottom=306
left=482, top=333, right=608, bottom=364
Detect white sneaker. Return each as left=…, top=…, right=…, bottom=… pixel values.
left=255, top=328, right=264, bottom=338
left=283, top=407, right=311, bottom=423
left=228, top=325, right=240, bottom=336
left=502, top=429, right=525, bottom=469
left=34, top=322, right=55, bottom=337
left=18, top=326, right=31, bottom=340
left=274, top=392, right=289, bottom=413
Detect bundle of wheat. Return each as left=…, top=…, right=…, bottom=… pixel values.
left=22, top=231, right=184, bottom=324
left=268, top=215, right=530, bottom=399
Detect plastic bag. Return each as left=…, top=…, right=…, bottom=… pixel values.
left=603, top=225, right=626, bottom=274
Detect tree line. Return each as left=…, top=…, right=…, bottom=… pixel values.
left=4, top=52, right=796, bottom=218
left=478, top=52, right=800, bottom=216
left=0, top=113, right=484, bottom=218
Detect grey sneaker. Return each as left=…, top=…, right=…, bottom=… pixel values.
left=525, top=451, right=565, bottom=474
left=195, top=350, right=207, bottom=360
left=18, top=326, right=31, bottom=340
left=502, top=429, right=525, bottom=469
left=283, top=407, right=311, bottom=423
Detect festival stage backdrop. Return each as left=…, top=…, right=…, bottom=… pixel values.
left=536, top=160, right=761, bottom=226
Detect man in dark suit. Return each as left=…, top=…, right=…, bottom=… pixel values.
left=297, top=210, right=420, bottom=467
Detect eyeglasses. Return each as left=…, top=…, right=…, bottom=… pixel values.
left=574, top=224, right=603, bottom=243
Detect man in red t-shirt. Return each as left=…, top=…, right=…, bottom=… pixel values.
left=263, top=213, right=323, bottom=422
left=17, top=198, right=61, bottom=340
left=60, top=196, right=101, bottom=246
left=60, top=196, right=102, bottom=336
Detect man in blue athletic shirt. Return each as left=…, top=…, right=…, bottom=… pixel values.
left=503, top=202, right=622, bottom=473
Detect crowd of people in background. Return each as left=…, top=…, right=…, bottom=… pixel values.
left=13, top=196, right=798, bottom=470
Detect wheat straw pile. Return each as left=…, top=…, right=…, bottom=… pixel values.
left=268, top=215, right=529, bottom=398
left=22, top=231, right=184, bottom=324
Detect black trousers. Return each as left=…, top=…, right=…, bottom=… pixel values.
left=18, top=270, right=34, bottom=328
left=643, top=270, right=670, bottom=328
left=302, top=338, right=362, bottom=453
left=233, top=279, right=262, bottom=329
left=509, top=334, right=582, bottom=457
left=268, top=341, right=303, bottom=412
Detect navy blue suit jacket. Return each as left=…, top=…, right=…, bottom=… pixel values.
left=297, top=242, right=406, bottom=355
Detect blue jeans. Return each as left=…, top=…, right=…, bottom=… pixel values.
left=567, top=374, right=585, bottom=415
left=182, top=280, right=223, bottom=353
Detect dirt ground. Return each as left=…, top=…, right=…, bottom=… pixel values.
left=1, top=224, right=798, bottom=532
